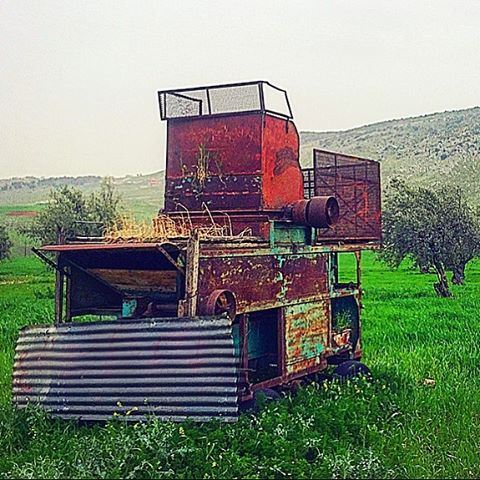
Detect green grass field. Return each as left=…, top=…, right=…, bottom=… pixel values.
left=0, top=252, right=479, bottom=478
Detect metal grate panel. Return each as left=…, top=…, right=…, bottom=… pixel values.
left=313, top=149, right=381, bottom=242
left=302, top=168, right=315, bottom=199
left=13, top=317, right=239, bottom=422
left=158, top=81, right=292, bottom=120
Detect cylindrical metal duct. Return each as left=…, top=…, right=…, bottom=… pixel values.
left=289, top=196, right=339, bottom=228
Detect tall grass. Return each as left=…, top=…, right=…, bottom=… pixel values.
left=0, top=253, right=479, bottom=478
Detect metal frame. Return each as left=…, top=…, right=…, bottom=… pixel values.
left=312, top=149, right=381, bottom=240
left=158, top=80, right=293, bottom=121
left=302, top=168, right=315, bottom=199
left=14, top=80, right=382, bottom=423
left=235, top=249, right=364, bottom=400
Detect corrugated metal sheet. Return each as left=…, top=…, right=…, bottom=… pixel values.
left=13, top=316, right=239, bottom=422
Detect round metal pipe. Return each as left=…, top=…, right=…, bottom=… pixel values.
left=289, top=196, right=339, bottom=228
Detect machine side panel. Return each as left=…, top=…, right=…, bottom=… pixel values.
left=198, top=253, right=328, bottom=313
left=165, top=175, right=262, bottom=211
left=284, top=300, right=330, bottom=374
left=313, top=150, right=381, bottom=242
left=165, top=114, right=263, bottom=212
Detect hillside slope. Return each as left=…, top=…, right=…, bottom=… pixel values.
left=0, top=171, right=165, bottom=218
left=300, top=106, right=480, bottom=198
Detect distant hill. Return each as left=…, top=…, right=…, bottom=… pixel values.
left=300, top=106, right=480, bottom=200
left=0, top=172, right=165, bottom=219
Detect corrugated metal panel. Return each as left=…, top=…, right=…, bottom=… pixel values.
left=13, top=316, right=239, bottom=422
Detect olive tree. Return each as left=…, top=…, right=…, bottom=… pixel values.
left=29, top=186, right=89, bottom=244
left=0, top=224, right=12, bottom=261
left=88, top=177, right=123, bottom=231
left=380, top=179, right=480, bottom=297
left=28, top=179, right=124, bottom=245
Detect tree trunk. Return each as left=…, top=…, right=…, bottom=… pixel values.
left=451, top=263, right=466, bottom=285
left=433, top=262, right=452, bottom=297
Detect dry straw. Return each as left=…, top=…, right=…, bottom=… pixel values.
left=105, top=204, right=251, bottom=243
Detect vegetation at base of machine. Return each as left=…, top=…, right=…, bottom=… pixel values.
left=379, top=179, right=480, bottom=297
left=24, top=178, right=124, bottom=244
left=2, top=253, right=480, bottom=478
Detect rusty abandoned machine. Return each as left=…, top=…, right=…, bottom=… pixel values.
left=13, top=81, right=381, bottom=422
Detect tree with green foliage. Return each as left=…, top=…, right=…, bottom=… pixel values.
left=88, top=177, right=123, bottom=231
left=29, top=186, right=89, bottom=244
left=0, top=224, right=12, bottom=261
left=380, top=179, right=480, bottom=297
left=28, top=179, right=123, bottom=245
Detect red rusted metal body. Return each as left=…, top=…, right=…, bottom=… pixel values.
left=165, top=113, right=303, bottom=213
left=13, top=81, right=381, bottom=421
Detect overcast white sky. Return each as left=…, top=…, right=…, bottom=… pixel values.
left=1, top=0, right=479, bottom=178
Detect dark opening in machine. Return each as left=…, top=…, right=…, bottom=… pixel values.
left=331, top=295, right=360, bottom=352
left=247, top=309, right=280, bottom=384
left=330, top=252, right=359, bottom=291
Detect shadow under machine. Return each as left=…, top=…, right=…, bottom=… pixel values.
left=13, top=81, right=381, bottom=422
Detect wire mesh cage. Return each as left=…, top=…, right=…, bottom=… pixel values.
left=313, top=149, right=381, bottom=241
left=158, top=81, right=292, bottom=120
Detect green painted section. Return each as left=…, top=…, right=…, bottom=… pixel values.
left=301, top=337, right=325, bottom=357
left=122, top=298, right=137, bottom=318
left=274, top=225, right=308, bottom=244
left=270, top=222, right=310, bottom=247
left=285, top=301, right=328, bottom=364
left=232, top=323, right=241, bottom=356
left=121, top=299, right=137, bottom=318
left=246, top=320, right=267, bottom=358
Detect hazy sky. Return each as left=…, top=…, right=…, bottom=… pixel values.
left=1, top=0, right=479, bottom=178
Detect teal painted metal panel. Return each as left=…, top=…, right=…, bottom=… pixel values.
left=284, top=300, right=329, bottom=374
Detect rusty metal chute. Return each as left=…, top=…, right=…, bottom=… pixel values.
left=13, top=316, right=239, bottom=422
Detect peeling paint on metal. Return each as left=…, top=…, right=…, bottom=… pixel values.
left=284, top=300, right=329, bottom=375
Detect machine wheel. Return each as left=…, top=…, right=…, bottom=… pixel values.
left=204, top=289, right=237, bottom=321
left=332, top=360, right=371, bottom=381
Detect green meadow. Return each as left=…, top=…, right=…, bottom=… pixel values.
left=0, top=252, right=479, bottom=478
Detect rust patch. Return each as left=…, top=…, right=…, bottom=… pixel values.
left=197, top=254, right=328, bottom=313
left=273, top=147, right=298, bottom=175
left=284, top=300, right=329, bottom=374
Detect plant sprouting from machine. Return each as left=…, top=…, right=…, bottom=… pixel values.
left=333, top=310, right=353, bottom=333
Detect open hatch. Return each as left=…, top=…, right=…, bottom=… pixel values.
left=37, top=242, right=186, bottom=322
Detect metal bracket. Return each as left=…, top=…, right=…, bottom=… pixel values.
left=32, top=247, right=70, bottom=277
left=155, top=243, right=185, bottom=275
left=183, top=232, right=200, bottom=317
